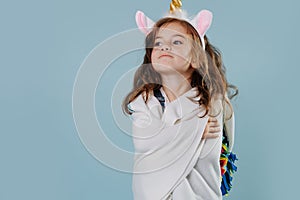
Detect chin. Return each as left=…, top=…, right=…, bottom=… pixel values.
left=153, top=63, right=174, bottom=71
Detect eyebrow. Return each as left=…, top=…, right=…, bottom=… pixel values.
left=155, top=34, right=186, bottom=40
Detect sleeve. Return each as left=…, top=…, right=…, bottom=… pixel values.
left=128, top=94, right=167, bottom=153
left=223, top=98, right=235, bottom=152
left=128, top=94, right=152, bottom=128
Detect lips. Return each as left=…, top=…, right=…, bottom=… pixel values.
left=159, top=54, right=173, bottom=59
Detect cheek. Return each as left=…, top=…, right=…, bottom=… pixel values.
left=182, top=48, right=193, bottom=62
left=151, top=49, right=158, bottom=62
left=175, top=50, right=192, bottom=64
left=173, top=46, right=191, bottom=57
left=150, top=51, right=157, bottom=67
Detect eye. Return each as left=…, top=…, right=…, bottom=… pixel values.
left=173, top=40, right=183, bottom=45
left=154, top=41, right=162, bottom=47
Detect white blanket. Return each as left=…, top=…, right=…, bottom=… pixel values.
left=129, top=87, right=234, bottom=200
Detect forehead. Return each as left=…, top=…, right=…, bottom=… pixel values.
left=156, top=22, right=189, bottom=37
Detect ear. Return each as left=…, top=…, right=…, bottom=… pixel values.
left=135, top=10, right=155, bottom=35
left=190, top=61, right=198, bottom=69
left=190, top=57, right=198, bottom=69
left=191, top=9, right=213, bottom=37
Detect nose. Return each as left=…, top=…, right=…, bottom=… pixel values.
left=160, top=44, right=171, bottom=51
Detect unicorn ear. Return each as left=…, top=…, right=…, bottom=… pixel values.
left=135, top=10, right=155, bottom=35
left=191, top=9, right=213, bottom=37
left=190, top=10, right=213, bottom=50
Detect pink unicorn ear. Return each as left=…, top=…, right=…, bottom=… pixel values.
left=191, top=10, right=213, bottom=37
left=135, top=10, right=155, bottom=35
left=191, top=10, right=213, bottom=49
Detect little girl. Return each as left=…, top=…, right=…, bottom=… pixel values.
left=123, top=8, right=237, bottom=200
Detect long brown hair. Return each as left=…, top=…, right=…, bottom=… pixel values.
left=122, top=17, right=238, bottom=118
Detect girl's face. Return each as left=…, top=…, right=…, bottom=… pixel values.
left=151, top=22, right=195, bottom=77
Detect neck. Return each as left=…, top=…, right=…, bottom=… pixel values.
left=160, top=73, right=192, bottom=102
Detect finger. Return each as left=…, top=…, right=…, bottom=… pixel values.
left=202, top=133, right=220, bottom=139
left=208, top=120, right=219, bottom=127
left=208, top=117, right=217, bottom=122
left=207, top=119, right=219, bottom=125
left=208, top=122, right=220, bottom=127
left=208, top=127, right=221, bottom=133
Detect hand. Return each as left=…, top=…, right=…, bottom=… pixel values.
left=202, top=117, right=221, bottom=139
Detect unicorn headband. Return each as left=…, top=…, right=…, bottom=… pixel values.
left=135, top=0, right=213, bottom=50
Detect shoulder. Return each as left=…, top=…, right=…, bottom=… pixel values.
left=128, top=92, right=147, bottom=113
left=209, top=95, right=223, bottom=117
left=128, top=91, right=156, bottom=113
left=223, top=95, right=235, bottom=151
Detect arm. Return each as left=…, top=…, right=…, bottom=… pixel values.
left=129, top=94, right=172, bottom=153
left=224, top=99, right=235, bottom=151
left=129, top=93, right=209, bottom=153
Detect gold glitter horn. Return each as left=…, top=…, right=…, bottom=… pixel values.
left=169, top=0, right=182, bottom=13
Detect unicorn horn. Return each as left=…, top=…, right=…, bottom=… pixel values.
left=169, top=0, right=182, bottom=13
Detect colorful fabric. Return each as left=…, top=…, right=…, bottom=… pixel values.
left=220, top=128, right=238, bottom=196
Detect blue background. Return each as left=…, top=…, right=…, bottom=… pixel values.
left=1, top=0, right=299, bottom=199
